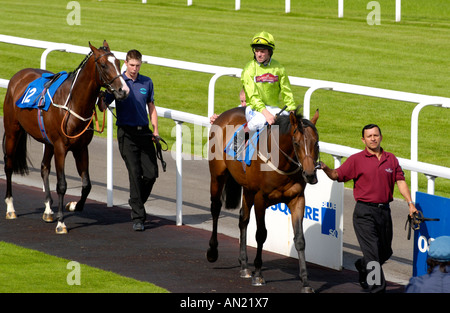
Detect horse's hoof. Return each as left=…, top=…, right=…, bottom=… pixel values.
left=65, top=202, right=77, bottom=212
left=5, top=212, right=17, bottom=219
left=55, top=223, right=68, bottom=234
left=42, top=213, right=54, bottom=223
left=240, top=269, right=252, bottom=279
left=251, top=275, right=266, bottom=286
left=206, top=248, right=218, bottom=263
left=301, top=286, right=315, bottom=293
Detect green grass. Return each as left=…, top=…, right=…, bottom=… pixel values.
left=0, top=0, right=448, bottom=200
left=0, top=241, right=168, bottom=293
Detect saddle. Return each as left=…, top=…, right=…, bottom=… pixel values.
left=404, top=211, right=440, bottom=240
left=16, top=71, right=68, bottom=111
left=224, top=124, right=262, bottom=166
left=224, top=106, right=288, bottom=166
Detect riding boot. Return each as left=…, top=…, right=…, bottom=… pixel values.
left=233, top=128, right=248, bottom=160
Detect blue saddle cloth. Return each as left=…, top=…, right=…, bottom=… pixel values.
left=16, top=71, right=68, bottom=111
left=224, top=124, right=262, bottom=166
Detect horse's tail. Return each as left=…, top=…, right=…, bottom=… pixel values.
left=223, top=174, right=242, bottom=210
left=2, top=132, right=30, bottom=176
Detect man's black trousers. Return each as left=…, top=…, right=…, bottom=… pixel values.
left=118, top=126, right=158, bottom=223
left=353, top=201, right=393, bottom=292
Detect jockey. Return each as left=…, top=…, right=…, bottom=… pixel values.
left=241, top=31, right=297, bottom=131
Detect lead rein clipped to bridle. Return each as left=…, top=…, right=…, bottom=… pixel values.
left=275, top=106, right=322, bottom=170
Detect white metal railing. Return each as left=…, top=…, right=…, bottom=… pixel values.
left=1, top=34, right=449, bottom=225
left=181, top=0, right=402, bottom=20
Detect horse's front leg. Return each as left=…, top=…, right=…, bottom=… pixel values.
left=41, top=144, right=55, bottom=222
left=289, top=195, right=315, bottom=293
left=54, top=149, right=68, bottom=234
left=238, top=189, right=254, bottom=279
left=252, top=192, right=267, bottom=286
left=66, top=147, right=91, bottom=212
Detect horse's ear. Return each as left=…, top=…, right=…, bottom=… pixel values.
left=311, top=109, right=319, bottom=125
left=289, top=111, right=303, bottom=133
left=103, top=40, right=110, bottom=51
left=289, top=111, right=297, bottom=127
left=89, top=41, right=97, bottom=53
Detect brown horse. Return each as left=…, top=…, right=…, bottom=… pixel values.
left=207, top=107, right=319, bottom=293
left=3, top=41, right=129, bottom=234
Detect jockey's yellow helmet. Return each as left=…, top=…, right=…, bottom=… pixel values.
left=250, top=31, right=275, bottom=51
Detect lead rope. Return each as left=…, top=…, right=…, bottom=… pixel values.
left=60, top=110, right=95, bottom=139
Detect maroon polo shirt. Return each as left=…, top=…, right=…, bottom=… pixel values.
left=336, top=148, right=405, bottom=204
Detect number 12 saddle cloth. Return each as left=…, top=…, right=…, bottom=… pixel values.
left=16, top=71, right=69, bottom=111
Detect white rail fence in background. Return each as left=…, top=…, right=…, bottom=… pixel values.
left=171, top=0, right=403, bottom=20
left=1, top=35, right=449, bottom=226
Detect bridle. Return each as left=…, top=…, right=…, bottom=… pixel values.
left=56, top=49, right=123, bottom=138
left=258, top=121, right=320, bottom=176
left=94, top=51, right=123, bottom=94
left=292, top=124, right=320, bottom=170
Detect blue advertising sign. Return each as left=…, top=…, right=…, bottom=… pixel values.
left=413, top=192, right=450, bottom=276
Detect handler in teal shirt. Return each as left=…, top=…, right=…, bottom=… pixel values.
left=104, top=49, right=159, bottom=232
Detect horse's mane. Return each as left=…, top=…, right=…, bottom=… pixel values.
left=273, top=111, right=318, bottom=137
left=67, top=46, right=108, bottom=78
left=67, top=52, right=92, bottom=79
left=273, top=111, right=304, bottom=135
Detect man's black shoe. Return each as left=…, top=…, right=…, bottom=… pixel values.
left=133, top=222, right=145, bottom=231
left=355, top=259, right=369, bottom=289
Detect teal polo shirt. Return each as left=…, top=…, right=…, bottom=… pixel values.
left=107, top=72, right=154, bottom=127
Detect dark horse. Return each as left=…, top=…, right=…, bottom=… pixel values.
left=207, top=107, right=320, bottom=293
left=3, top=41, right=129, bottom=234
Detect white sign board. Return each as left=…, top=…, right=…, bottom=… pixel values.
left=247, top=171, right=344, bottom=270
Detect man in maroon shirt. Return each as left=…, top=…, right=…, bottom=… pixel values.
left=320, top=124, right=417, bottom=292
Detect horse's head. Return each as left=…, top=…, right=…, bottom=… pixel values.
left=289, top=109, right=320, bottom=185
left=89, top=41, right=129, bottom=101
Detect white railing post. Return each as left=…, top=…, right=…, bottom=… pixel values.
left=332, top=155, right=342, bottom=169
left=175, top=121, right=184, bottom=226
left=425, top=175, right=436, bottom=195
left=395, top=0, right=401, bottom=22
left=338, top=0, right=344, bottom=18
left=303, top=86, right=333, bottom=119
left=410, top=102, right=443, bottom=202
left=207, top=70, right=241, bottom=123
left=285, top=0, right=290, bottom=13
left=235, top=0, right=240, bottom=10
left=40, top=48, right=65, bottom=70
left=107, top=102, right=115, bottom=207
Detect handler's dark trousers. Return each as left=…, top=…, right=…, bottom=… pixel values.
left=118, top=126, right=158, bottom=224
left=353, top=201, right=393, bottom=293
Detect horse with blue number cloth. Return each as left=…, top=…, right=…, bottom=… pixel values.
left=207, top=106, right=320, bottom=293
left=2, top=41, right=129, bottom=234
